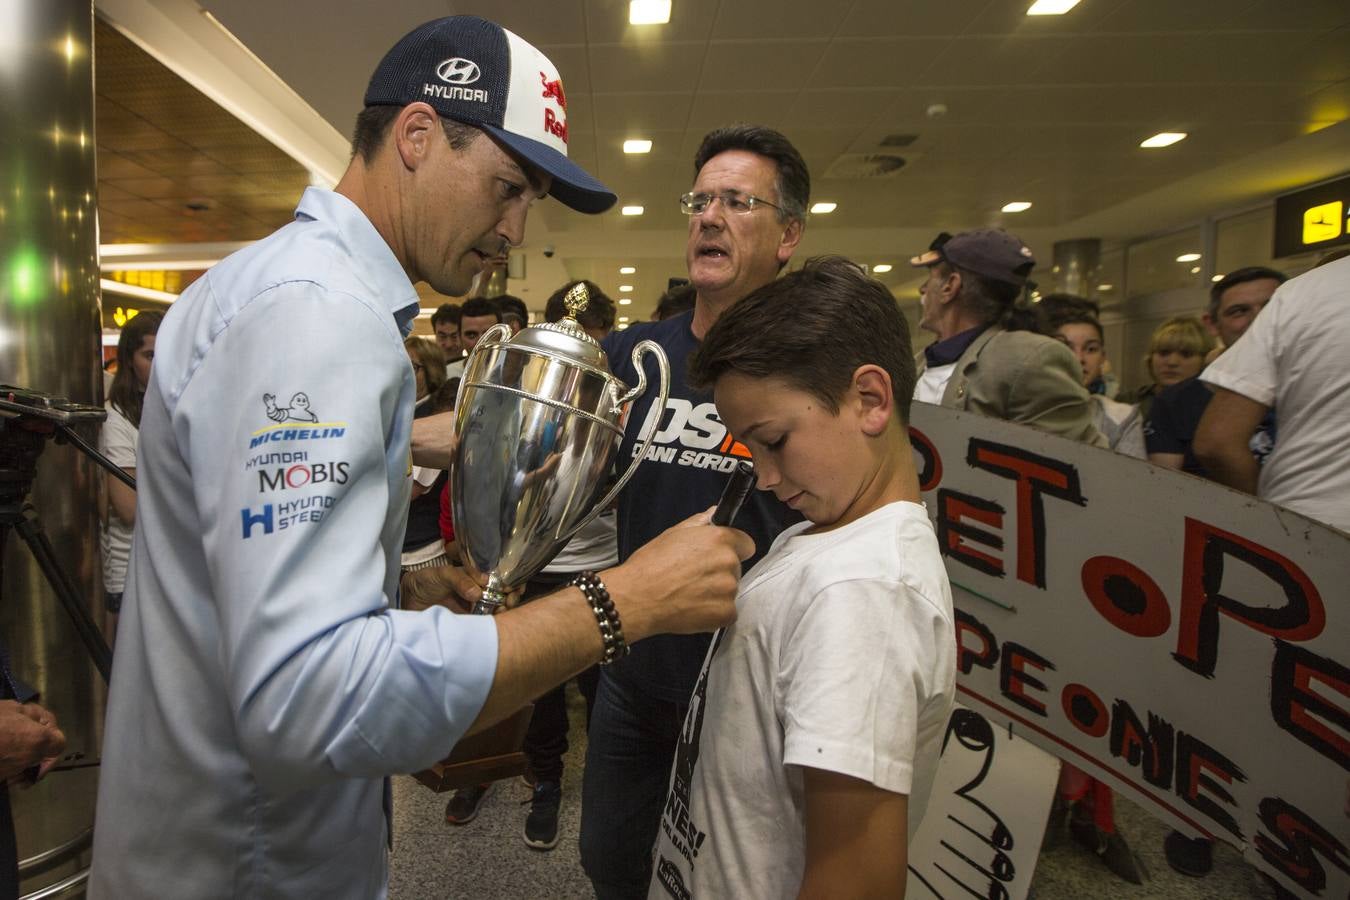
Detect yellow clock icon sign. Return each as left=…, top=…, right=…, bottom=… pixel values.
left=1302, top=200, right=1344, bottom=245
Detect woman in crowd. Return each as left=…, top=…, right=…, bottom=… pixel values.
left=100, top=310, right=163, bottom=639
left=1129, top=316, right=1214, bottom=422
left=401, top=336, right=450, bottom=574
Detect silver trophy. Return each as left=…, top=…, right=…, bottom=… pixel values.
left=450, top=283, right=670, bottom=613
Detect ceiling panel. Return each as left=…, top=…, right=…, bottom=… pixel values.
left=810, top=38, right=950, bottom=90
left=837, top=0, right=994, bottom=39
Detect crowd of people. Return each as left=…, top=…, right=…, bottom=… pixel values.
left=2, top=11, right=1345, bottom=900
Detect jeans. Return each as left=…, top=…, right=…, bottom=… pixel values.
left=580, top=669, right=688, bottom=900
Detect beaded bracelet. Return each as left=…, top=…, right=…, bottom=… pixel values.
left=572, top=571, right=629, bottom=666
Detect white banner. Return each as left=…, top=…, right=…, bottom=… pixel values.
left=908, top=404, right=1349, bottom=899
left=907, top=706, right=1060, bottom=900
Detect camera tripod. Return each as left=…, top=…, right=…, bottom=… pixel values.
left=0, top=411, right=128, bottom=685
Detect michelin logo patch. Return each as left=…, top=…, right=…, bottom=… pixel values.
left=250, top=391, right=346, bottom=449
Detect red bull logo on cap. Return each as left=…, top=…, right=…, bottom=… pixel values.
left=540, top=71, right=567, bottom=109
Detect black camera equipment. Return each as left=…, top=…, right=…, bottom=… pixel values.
left=0, top=385, right=131, bottom=684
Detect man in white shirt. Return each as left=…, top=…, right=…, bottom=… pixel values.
left=88, top=17, right=752, bottom=898
left=1195, top=255, right=1350, bottom=532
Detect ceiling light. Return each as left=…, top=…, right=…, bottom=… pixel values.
left=629, top=0, right=671, bottom=25
left=1026, top=0, right=1080, bottom=14
left=810, top=202, right=837, bottom=214
left=1190, top=266, right=1201, bottom=274
left=619, top=316, right=631, bottom=323
left=1097, top=284, right=1114, bottom=291
left=621, top=206, right=644, bottom=216
left=623, top=139, right=652, bottom=154
left=618, top=323, right=629, bottom=330
left=619, top=266, right=636, bottom=274
left=1001, top=201, right=1032, bottom=213
left=1140, top=132, right=1187, bottom=148
left=619, top=298, right=633, bottom=305
left=1176, top=253, right=1201, bottom=263
left=1212, top=274, right=1225, bottom=282
left=619, top=285, right=634, bottom=292
left=872, top=264, right=893, bottom=273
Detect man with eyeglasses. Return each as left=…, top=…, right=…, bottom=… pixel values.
left=580, top=124, right=809, bottom=899
left=1146, top=266, right=1286, bottom=480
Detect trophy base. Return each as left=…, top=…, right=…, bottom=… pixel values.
left=412, top=703, right=534, bottom=793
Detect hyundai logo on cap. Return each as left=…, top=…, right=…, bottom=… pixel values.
left=363, top=15, right=616, bottom=214
left=436, top=58, right=480, bottom=85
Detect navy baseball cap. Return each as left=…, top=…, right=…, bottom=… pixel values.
left=910, top=229, right=1036, bottom=287
left=364, top=16, right=616, bottom=214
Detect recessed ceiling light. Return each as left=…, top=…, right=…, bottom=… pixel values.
left=629, top=0, right=671, bottom=25
left=1176, top=253, right=1201, bottom=263
left=619, top=266, right=636, bottom=274
left=619, top=285, right=634, bottom=292
left=623, top=139, right=652, bottom=154
left=619, top=315, right=631, bottom=323
left=1097, top=284, right=1114, bottom=291
left=621, top=206, right=644, bottom=216
left=1001, top=201, right=1033, bottom=213
left=1026, top=0, right=1080, bottom=14
left=810, top=202, right=837, bottom=214
left=872, top=264, right=893, bottom=273
left=619, top=297, right=633, bottom=305
left=1141, top=132, right=1187, bottom=148
left=1190, top=266, right=1201, bottom=274
left=1211, top=274, right=1225, bottom=282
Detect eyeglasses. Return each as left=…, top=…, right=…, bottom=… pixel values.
left=679, top=190, right=781, bottom=216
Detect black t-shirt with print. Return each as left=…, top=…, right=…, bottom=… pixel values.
left=602, top=312, right=798, bottom=703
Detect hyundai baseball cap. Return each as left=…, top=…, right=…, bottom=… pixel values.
left=364, top=16, right=616, bottom=214
left=909, top=229, right=1036, bottom=287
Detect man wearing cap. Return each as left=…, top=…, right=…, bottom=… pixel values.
left=87, top=17, right=752, bottom=897
left=910, top=229, right=1106, bottom=445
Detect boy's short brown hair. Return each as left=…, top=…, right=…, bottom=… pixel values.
left=690, top=256, right=917, bottom=424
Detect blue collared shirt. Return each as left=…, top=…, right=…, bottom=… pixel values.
left=90, top=188, right=499, bottom=899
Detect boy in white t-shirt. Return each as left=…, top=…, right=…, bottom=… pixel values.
left=649, top=256, right=956, bottom=899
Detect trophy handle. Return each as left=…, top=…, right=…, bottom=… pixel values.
left=453, top=322, right=514, bottom=414
left=556, top=339, right=670, bottom=545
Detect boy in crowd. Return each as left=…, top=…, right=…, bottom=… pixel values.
left=649, top=257, right=956, bottom=899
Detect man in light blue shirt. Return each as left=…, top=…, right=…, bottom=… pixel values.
left=89, top=17, right=752, bottom=898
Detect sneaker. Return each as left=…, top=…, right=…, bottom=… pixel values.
left=522, top=781, right=561, bottom=850
left=445, top=783, right=493, bottom=826
left=1164, top=831, right=1214, bottom=877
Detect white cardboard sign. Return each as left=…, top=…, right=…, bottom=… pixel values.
left=907, top=404, right=1349, bottom=899
left=907, top=706, right=1060, bottom=900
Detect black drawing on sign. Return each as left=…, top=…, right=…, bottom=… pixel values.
left=909, top=709, right=1016, bottom=900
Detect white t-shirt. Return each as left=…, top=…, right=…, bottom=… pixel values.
left=1200, top=257, right=1350, bottom=533
left=649, top=502, right=956, bottom=900
left=99, top=401, right=139, bottom=593
left=914, top=362, right=957, bottom=405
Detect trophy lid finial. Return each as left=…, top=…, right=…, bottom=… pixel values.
left=564, top=281, right=590, bottom=319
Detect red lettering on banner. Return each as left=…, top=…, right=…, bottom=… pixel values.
left=909, top=426, right=943, bottom=492
left=1062, top=683, right=1109, bottom=738
left=1175, top=731, right=1246, bottom=839
left=544, top=107, right=568, bottom=143
left=1109, top=700, right=1175, bottom=789
left=953, top=608, right=999, bottom=676
left=1270, top=640, right=1350, bottom=770
left=967, top=439, right=1084, bottom=589
left=1175, top=518, right=1325, bottom=679
left=1081, top=555, right=1171, bottom=638
left=999, top=642, right=1053, bottom=717
left=1254, top=797, right=1350, bottom=894
left=937, top=489, right=1004, bottom=577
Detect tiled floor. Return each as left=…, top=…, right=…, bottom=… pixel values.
left=390, top=684, right=1274, bottom=899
